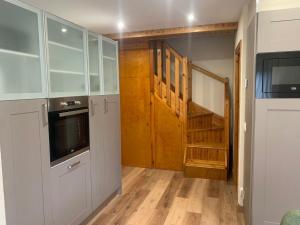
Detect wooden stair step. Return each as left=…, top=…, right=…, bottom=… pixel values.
left=186, top=143, right=225, bottom=149
left=185, top=159, right=226, bottom=169
left=188, top=112, right=213, bottom=118
left=184, top=159, right=228, bottom=180
left=187, top=127, right=224, bottom=132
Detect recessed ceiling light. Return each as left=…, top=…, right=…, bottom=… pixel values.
left=61, top=28, right=67, bottom=33
left=117, top=21, right=125, bottom=30
left=187, top=13, right=194, bottom=22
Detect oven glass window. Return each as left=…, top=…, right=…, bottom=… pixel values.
left=263, top=57, right=300, bottom=93
left=49, top=111, right=89, bottom=163
left=272, top=66, right=300, bottom=85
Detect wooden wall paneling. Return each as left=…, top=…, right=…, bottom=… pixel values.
left=120, top=47, right=152, bottom=168
left=153, top=96, right=183, bottom=171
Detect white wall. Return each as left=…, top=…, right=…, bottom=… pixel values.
left=258, top=0, right=300, bottom=11
left=192, top=69, right=225, bottom=116
left=167, top=34, right=234, bottom=116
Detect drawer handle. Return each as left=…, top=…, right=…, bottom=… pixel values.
left=68, top=161, right=80, bottom=169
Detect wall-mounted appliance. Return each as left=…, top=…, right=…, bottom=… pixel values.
left=256, top=51, right=300, bottom=98
left=48, top=96, right=89, bottom=166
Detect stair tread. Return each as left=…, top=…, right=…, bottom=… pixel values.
left=188, top=112, right=213, bottom=118
left=186, top=142, right=225, bottom=149
left=185, top=159, right=226, bottom=169
left=188, top=127, right=224, bottom=132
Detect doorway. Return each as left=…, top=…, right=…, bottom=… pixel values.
left=233, top=41, right=241, bottom=185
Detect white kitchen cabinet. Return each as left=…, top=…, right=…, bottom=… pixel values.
left=88, top=33, right=102, bottom=95
left=252, top=99, right=300, bottom=225
left=46, top=14, right=88, bottom=97
left=0, top=0, right=46, bottom=100
left=0, top=99, right=52, bottom=225
left=101, top=37, right=119, bottom=95
left=257, top=8, right=300, bottom=53
left=89, top=95, right=121, bottom=211
left=50, top=151, right=92, bottom=225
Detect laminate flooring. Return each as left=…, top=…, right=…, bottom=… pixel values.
left=87, top=167, right=245, bottom=225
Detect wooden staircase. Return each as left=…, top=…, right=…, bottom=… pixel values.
left=151, top=41, right=230, bottom=180
left=184, top=100, right=230, bottom=180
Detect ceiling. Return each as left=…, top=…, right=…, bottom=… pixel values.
left=22, top=0, right=247, bottom=34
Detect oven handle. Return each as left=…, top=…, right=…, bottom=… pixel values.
left=58, top=109, right=88, bottom=118
left=68, top=161, right=80, bottom=169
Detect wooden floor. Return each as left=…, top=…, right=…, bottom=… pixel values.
left=87, top=167, right=245, bottom=225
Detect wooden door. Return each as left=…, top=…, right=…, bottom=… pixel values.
left=0, top=99, right=52, bottom=225
left=119, top=44, right=152, bottom=168
left=50, top=152, right=91, bottom=225
left=233, top=41, right=241, bottom=185
left=153, top=96, right=183, bottom=171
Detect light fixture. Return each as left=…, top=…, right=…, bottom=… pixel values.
left=61, top=28, right=67, bottom=33
left=187, top=13, right=194, bottom=22
left=117, top=21, right=125, bottom=30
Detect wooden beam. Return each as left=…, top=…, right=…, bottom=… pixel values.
left=106, top=22, right=238, bottom=40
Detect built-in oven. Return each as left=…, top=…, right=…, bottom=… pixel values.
left=48, top=96, right=89, bottom=166
left=256, top=51, right=300, bottom=98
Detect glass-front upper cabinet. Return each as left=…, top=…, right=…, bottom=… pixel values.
left=101, top=37, right=119, bottom=95
left=0, top=0, right=46, bottom=100
left=88, top=33, right=101, bottom=95
left=46, top=14, right=88, bottom=97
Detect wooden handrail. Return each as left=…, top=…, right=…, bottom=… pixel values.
left=192, top=64, right=227, bottom=83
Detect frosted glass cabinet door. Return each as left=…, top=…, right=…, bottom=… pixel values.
left=0, top=0, right=45, bottom=100
left=46, top=16, right=88, bottom=97
left=88, top=33, right=101, bottom=95
left=102, top=37, right=119, bottom=95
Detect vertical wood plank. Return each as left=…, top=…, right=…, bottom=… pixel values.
left=149, top=43, right=155, bottom=93
left=175, top=57, right=180, bottom=115
left=182, top=57, right=188, bottom=143
left=157, top=42, right=162, bottom=98
left=166, top=48, right=171, bottom=106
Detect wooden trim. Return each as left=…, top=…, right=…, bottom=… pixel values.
left=191, top=64, right=227, bottom=83
left=157, top=43, right=162, bottom=97
left=175, top=58, right=180, bottom=115
left=165, top=48, right=171, bottom=105
left=106, top=22, right=238, bottom=40
left=233, top=41, right=242, bottom=186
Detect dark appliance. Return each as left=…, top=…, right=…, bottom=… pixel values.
left=48, top=96, right=89, bottom=166
left=256, top=51, right=300, bottom=98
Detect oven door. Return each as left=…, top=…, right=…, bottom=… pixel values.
left=48, top=108, right=89, bottom=165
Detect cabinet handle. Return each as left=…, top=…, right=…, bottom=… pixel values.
left=91, top=100, right=95, bottom=116
left=104, top=98, right=108, bottom=114
left=68, top=161, right=80, bottom=169
left=42, top=103, right=48, bottom=127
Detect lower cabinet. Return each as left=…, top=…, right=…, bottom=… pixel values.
left=0, top=99, right=52, bottom=225
left=0, top=96, right=121, bottom=225
left=50, top=151, right=92, bottom=225
left=89, top=95, right=121, bottom=211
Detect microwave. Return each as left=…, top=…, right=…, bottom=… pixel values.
left=256, top=51, right=300, bottom=98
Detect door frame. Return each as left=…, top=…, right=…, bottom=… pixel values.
left=233, top=41, right=242, bottom=185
